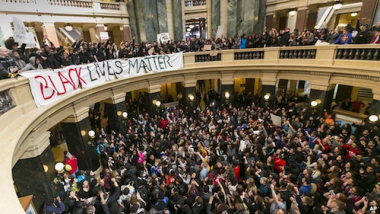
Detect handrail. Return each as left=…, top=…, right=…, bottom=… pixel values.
left=1, top=44, right=380, bottom=214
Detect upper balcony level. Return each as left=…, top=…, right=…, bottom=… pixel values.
left=1, top=44, right=380, bottom=213
left=184, top=0, right=207, bottom=13
left=0, top=0, right=129, bottom=18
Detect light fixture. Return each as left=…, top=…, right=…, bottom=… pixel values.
left=333, top=0, right=343, bottom=10
left=43, top=165, right=49, bottom=172
left=80, top=130, right=86, bottom=136
left=55, top=162, right=64, bottom=173
left=122, top=112, right=128, bottom=118
left=351, top=12, right=358, bottom=17
left=264, top=93, right=270, bottom=100
left=88, top=130, right=95, bottom=138
left=289, top=8, right=297, bottom=16
left=369, top=115, right=379, bottom=122
left=189, top=24, right=194, bottom=28
left=156, top=101, right=161, bottom=107
left=65, top=23, right=73, bottom=31
left=152, top=100, right=157, bottom=105
left=187, top=28, right=191, bottom=32
left=188, top=94, right=194, bottom=101
left=311, top=101, right=318, bottom=107
left=316, top=99, right=322, bottom=104
left=225, top=92, right=230, bottom=99
left=104, top=24, right=108, bottom=31
left=119, top=25, right=124, bottom=31
left=117, top=111, right=122, bottom=116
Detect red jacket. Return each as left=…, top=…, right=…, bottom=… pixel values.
left=65, top=156, right=78, bottom=174
left=342, top=144, right=361, bottom=160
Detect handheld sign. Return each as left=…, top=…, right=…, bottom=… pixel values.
left=13, top=17, right=29, bottom=44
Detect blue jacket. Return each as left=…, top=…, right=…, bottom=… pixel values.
left=43, top=202, right=65, bottom=214
left=334, top=33, right=352, bottom=44
left=240, top=38, right=247, bottom=49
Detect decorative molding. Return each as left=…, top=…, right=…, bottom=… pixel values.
left=62, top=106, right=89, bottom=123
left=20, top=131, right=51, bottom=159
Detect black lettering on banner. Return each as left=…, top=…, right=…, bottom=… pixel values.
left=114, top=60, right=123, bottom=74
left=144, top=57, right=153, bottom=72
left=88, top=65, right=98, bottom=81
left=164, top=55, right=173, bottom=68
left=129, top=59, right=139, bottom=73
left=94, top=63, right=105, bottom=79
left=150, top=56, right=159, bottom=70
left=158, top=56, right=165, bottom=70
left=106, top=61, right=114, bottom=75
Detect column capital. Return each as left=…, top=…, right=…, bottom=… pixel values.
left=261, top=71, right=278, bottom=86
left=183, top=74, right=197, bottom=87
left=221, top=71, right=235, bottom=85
left=373, top=89, right=380, bottom=101
left=104, top=93, right=126, bottom=104
left=20, top=131, right=51, bottom=159
left=62, top=106, right=89, bottom=123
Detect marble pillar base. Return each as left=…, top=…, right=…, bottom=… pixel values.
left=221, top=84, right=234, bottom=106
left=260, top=85, right=276, bottom=109
left=183, top=86, right=196, bottom=112
left=60, top=118, right=99, bottom=171
left=308, top=89, right=334, bottom=117
left=13, top=146, right=56, bottom=213
left=104, top=101, right=127, bottom=135
left=144, top=92, right=162, bottom=116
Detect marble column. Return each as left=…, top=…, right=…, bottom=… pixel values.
left=183, top=86, right=197, bottom=112
left=221, top=84, right=234, bottom=106
left=211, top=0, right=221, bottom=37
left=295, top=9, right=308, bottom=31
left=220, top=0, right=228, bottom=36
left=260, top=85, right=276, bottom=109
left=13, top=132, right=56, bottom=213
left=142, top=0, right=160, bottom=42
left=134, top=0, right=147, bottom=42
left=158, top=0, right=169, bottom=33
left=308, top=87, right=335, bottom=117
left=104, top=95, right=127, bottom=135
left=127, top=0, right=139, bottom=42
left=60, top=107, right=99, bottom=171
left=228, top=0, right=266, bottom=36
left=172, top=0, right=184, bottom=40
left=144, top=91, right=161, bottom=116
left=166, top=0, right=174, bottom=38
left=359, top=0, right=378, bottom=26
left=95, top=25, right=107, bottom=43
left=266, top=14, right=275, bottom=30
left=122, top=25, right=132, bottom=42
left=227, top=0, right=238, bottom=37
left=306, top=12, right=318, bottom=30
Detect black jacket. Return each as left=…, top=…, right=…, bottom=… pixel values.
left=0, top=56, right=17, bottom=79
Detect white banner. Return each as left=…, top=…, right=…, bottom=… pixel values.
left=21, top=53, right=183, bottom=107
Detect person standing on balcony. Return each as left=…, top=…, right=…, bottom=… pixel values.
left=351, top=99, right=365, bottom=113
left=370, top=27, right=380, bottom=44
left=240, top=34, right=247, bottom=49
left=4, top=37, right=27, bottom=63
left=334, top=28, right=353, bottom=45
left=281, top=27, right=291, bottom=46
left=0, top=47, right=19, bottom=79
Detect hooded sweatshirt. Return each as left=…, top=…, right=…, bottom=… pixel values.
left=22, top=56, right=43, bottom=71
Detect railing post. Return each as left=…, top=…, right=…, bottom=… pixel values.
left=315, top=45, right=336, bottom=66
left=183, top=53, right=195, bottom=66
left=263, top=47, right=280, bottom=64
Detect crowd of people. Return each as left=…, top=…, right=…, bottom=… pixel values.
left=44, top=92, right=380, bottom=214
left=1, top=20, right=380, bottom=79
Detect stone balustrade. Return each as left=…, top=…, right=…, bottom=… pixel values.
left=1, top=44, right=380, bottom=214
left=184, top=0, right=206, bottom=7
left=0, top=0, right=128, bottom=17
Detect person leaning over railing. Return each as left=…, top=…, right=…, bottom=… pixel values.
left=0, top=47, right=20, bottom=79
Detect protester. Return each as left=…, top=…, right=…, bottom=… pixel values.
left=50, top=91, right=380, bottom=214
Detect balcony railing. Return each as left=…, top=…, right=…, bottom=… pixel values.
left=0, top=0, right=128, bottom=17
left=185, top=0, right=206, bottom=7
left=1, top=44, right=380, bottom=214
